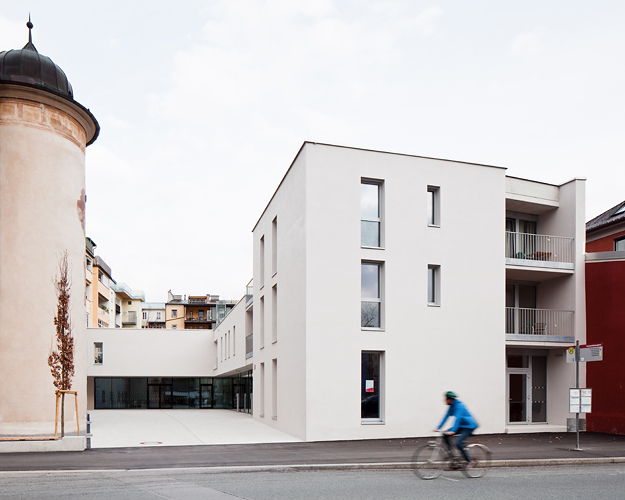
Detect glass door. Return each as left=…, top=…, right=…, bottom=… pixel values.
left=508, top=372, right=528, bottom=423
left=200, top=384, right=213, bottom=408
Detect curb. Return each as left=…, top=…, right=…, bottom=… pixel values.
left=1, top=457, right=625, bottom=475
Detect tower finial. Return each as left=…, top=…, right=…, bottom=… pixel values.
left=23, top=14, right=37, bottom=51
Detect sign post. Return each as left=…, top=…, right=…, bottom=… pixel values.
left=567, top=342, right=602, bottom=451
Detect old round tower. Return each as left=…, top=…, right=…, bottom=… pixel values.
left=0, top=19, right=98, bottom=436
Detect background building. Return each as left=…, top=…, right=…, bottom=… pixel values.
left=86, top=238, right=145, bottom=329
left=585, top=200, right=625, bottom=435
left=142, top=303, right=166, bottom=328
left=0, top=22, right=98, bottom=435
left=165, top=291, right=236, bottom=330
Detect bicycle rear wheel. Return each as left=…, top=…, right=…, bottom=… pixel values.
left=461, top=443, right=491, bottom=478
left=412, top=444, right=445, bottom=480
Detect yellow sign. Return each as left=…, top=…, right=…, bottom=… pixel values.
left=568, top=347, right=575, bottom=354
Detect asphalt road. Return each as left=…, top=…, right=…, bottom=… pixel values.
left=1, top=464, right=624, bottom=499
left=2, top=433, right=625, bottom=472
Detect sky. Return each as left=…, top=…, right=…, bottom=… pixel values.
left=1, top=1, right=624, bottom=302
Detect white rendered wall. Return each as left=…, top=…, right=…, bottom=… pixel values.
left=85, top=328, right=214, bottom=377
left=303, top=144, right=507, bottom=441
left=250, top=143, right=507, bottom=441
left=252, top=147, right=308, bottom=439
left=212, top=297, right=251, bottom=377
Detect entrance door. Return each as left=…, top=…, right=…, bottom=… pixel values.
left=508, top=372, right=529, bottom=423
left=200, top=384, right=212, bottom=408
left=147, top=379, right=173, bottom=409
left=507, top=353, right=548, bottom=424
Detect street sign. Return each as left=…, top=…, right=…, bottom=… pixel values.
left=566, top=344, right=603, bottom=363
left=570, top=388, right=592, bottom=413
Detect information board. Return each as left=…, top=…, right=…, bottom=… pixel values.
left=570, top=388, right=592, bottom=413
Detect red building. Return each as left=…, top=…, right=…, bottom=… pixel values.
left=586, top=201, right=625, bottom=434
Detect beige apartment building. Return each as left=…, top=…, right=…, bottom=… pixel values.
left=86, top=238, right=145, bottom=329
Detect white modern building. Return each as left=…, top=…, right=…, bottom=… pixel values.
left=87, top=142, right=586, bottom=442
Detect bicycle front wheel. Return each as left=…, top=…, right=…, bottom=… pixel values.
left=412, top=444, right=445, bottom=480
left=461, top=443, right=491, bottom=478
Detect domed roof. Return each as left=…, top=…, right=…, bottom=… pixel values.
left=0, top=18, right=73, bottom=98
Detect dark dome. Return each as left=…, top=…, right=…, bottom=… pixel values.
left=0, top=20, right=73, bottom=99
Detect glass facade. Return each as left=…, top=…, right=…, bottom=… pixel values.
left=94, top=373, right=252, bottom=411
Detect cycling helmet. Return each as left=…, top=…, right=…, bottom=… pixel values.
left=444, top=391, right=457, bottom=399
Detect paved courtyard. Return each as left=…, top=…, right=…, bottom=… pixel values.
left=90, top=409, right=301, bottom=448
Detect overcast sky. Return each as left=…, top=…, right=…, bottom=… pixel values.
left=2, top=1, right=624, bottom=302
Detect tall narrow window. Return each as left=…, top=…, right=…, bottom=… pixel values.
left=272, top=358, right=278, bottom=419
left=233, top=325, right=236, bottom=356
left=272, top=285, right=278, bottom=343
left=428, top=265, right=440, bottom=305
left=259, top=362, right=265, bottom=417
left=361, top=351, right=383, bottom=421
left=94, top=342, right=103, bottom=364
left=361, top=180, right=382, bottom=247
left=272, top=217, right=278, bottom=275
left=361, top=262, right=382, bottom=328
left=260, top=295, right=265, bottom=348
left=427, top=186, right=440, bottom=226
left=259, top=235, right=265, bottom=287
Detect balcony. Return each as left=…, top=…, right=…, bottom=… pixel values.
left=246, top=333, right=253, bottom=359
left=122, top=311, right=137, bottom=325
left=245, top=279, right=253, bottom=310
left=184, top=316, right=214, bottom=324
left=506, top=307, right=574, bottom=342
left=506, top=232, right=574, bottom=269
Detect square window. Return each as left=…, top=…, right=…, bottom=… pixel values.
left=428, top=265, right=440, bottom=305
left=362, top=262, right=382, bottom=328
left=361, top=180, right=383, bottom=247
left=361, top=351, right=383, bottom=421
left=427, top=186, right=440, bottom=226
left=615, top=237, right=625, bottom=251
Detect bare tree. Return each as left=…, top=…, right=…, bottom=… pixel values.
left=48, top=251, right=75, bottom=437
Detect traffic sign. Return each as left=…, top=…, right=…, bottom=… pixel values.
left=566, top=344, right=603, bottom=363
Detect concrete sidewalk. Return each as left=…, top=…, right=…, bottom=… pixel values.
left=90, top=410, right=301, bottom=448
left=0, top=431, right=625, bottom=472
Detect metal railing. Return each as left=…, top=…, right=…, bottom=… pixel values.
left=245, top=279, right=253, bottom=308
left=505, top=232, right=574, bottom=264
left=123, top=311, right=137, bottom=325
left=246, top=333, right=253, bottom=359
left=505, top=307, right=574, bottom=338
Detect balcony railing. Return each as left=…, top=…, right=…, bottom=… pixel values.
left=246, top=333, right=253, bottom=359
left=506, top=307, right=574, bottom=342
left=505, top=232, right=574, bottom=264
left=245, top=279, right=253, bottom=308
left=184, top=316, right=213, bottom=323
left=123, top=311, right=137, bottom=325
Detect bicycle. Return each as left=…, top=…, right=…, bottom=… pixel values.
left=412, top=432, right=492, bottom=479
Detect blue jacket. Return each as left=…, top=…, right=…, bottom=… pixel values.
left=438, top=399, right=478, bottom=433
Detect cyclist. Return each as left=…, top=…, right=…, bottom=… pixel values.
left=434, top=391, right=478, bottom=466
